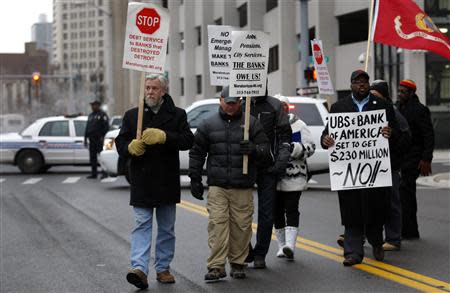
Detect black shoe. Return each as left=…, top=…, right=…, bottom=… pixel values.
left=244, top=250, right=254, bottom=263
left=253, top=255, right=266, bottom=269
left=230, top=264, right=246, bottom=279
left=204, top=268, right=226, bottom=282
left=126, top=268, right=149, bottom=289
left=343, top=256, right=362, bottom=267
left=337, top=234, right=344, bottom=248
left=86, top=175, right=97, bottom=179
left=372, top=246, right=385, bottom=261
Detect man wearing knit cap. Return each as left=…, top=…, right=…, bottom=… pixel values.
left=371, top=80, right=411, bottom=251
left=397, top=79, right=434, bottom=239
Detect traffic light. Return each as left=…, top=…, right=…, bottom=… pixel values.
left=31, top=72, right=41, bottom=86
left=304, top=67, right=317, bottom=83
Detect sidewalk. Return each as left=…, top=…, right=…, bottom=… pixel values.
left=416, top=149, right=450, bottom=189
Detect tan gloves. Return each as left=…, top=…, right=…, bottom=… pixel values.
left=128, top=139, right=146, bottom=156
left=142, top=128, right=166, bottom=145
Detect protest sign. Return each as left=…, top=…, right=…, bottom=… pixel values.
left=207, top=25, right=233, bottom=86
left=122, top=2, right=170, bottom=139
left=122, top=2, right=170, bottom=73
left=311, top=39, right=334, bottom=95
left=328, top=110, right=392, bottom=191
left=229, top=31, right=269, bottom=97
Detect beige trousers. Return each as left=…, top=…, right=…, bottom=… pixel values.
left=206, top=186, right=254, bottom=269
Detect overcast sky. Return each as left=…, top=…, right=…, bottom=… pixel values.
left=0, top=0, right=53, bottom=53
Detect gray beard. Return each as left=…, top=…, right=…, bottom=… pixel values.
left=145, top=96, right=164, bottom=113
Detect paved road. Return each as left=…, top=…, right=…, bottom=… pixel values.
left=1, top=162, right=449, bottom=292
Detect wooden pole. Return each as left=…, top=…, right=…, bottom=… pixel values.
left=136, top=72, right=146, bottom=139
left=242, top=96, right=251, bottom=174
left=364, top=0, right=376, bottom=72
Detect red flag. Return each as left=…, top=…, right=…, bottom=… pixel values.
left=372, top=0, right=450, bottom=60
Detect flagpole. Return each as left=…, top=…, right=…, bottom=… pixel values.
left=365, top=0, right=376, bottom=72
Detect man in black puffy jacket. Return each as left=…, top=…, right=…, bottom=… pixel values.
left=243, top=89, right=292, bottom=268
left=189, top=86, right=271, bottom=281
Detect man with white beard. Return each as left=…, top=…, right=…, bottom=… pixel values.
left=115, top=74, right=194, bottom=289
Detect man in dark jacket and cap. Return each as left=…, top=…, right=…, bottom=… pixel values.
left=396, top=79, right=434, bottom=239
left=115, top=74, right=194, bottom=289
left=371, top=80, right=411, bottom=251
left=243, top=86, right=292, bottom=268
left=189, top=86, right=272, bottom=281
left=321, top=70, right=400, bottom=266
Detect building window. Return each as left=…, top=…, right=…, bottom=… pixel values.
left=337, top=9, right=368, bottom=45
left=98, top=20, right=103, bottom=26
left=216, top=86, right=222, bottom=93
left=63, top=23, right=67, bottom=30
left=162, top=0, right=168, bottom=8
left=266, top=0, right=278, bottom=12
left=214, top=18, right=222, bottom=25
left=195, top=26, right=201, bottom=46
left=268, top=45, right=279, bottom=73
left=62, top=13, right=67, bottom=20
left=63, top=43, right=68, bottom=49
left=99, top=50, right=104, bottom=58
left=196, top=75, right=202, bottom=94
left=180, top=32, right=184, bottom=50
left=238, top=3, right=248, bottom=28
left=99, top=30, right=103, bottom=37
left=98, top=0, right=103, bottom=6
left=180, top=78, right=184, bottom=96
left=99, top=40, right=103, bottom=47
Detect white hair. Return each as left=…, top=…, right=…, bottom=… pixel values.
left=145, top=73, right=168, bottom=92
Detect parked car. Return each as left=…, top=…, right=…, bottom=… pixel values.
left=109, top=115, right=122, bottom=130
left=0, top=114, right=89, bottom=174
left=99, top=96, right=329, bottom=182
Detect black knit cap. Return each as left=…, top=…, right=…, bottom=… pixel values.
left=371, top=80, right=390, bottom=99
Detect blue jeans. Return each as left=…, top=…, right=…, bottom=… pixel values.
left=130, top=205, right=176, bottom=275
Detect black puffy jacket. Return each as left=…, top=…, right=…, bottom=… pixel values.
left=189, top=107, right=272, bottom=189
left=244, top=95, right=292, bottom=173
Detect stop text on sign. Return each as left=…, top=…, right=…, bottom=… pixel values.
left=136, top=8, right=161, bottom=35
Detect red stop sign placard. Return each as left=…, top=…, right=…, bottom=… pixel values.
left=136, top=8, right=161, bottom=35
left=313, top=44, right=323, bottom=65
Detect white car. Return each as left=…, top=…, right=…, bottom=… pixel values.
left=99, top=96, right=329, bottom=181
left=0, top=115, right=89, bottom=174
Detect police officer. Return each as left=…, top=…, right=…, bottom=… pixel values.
left=84, top=99, right=109, bottom=179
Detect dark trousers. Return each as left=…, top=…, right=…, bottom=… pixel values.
left=274, top=191, right=301, bottom=229
left=344, top=224, right=383, bottom=260
left=384, top=170, right=402, bottom=245
left=399, top=167, right=420, bottom=238
left=250, top=172, right=277, bottom=258
left=88, top=138, right=102, bottom=177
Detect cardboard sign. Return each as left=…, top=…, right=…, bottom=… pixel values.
left=122, top=2, right=170, bottom=73
left=207, top=25, right=233, bottom=86
left=328, top=110, right=392, bottom=191
left=311, top=39, right=334, bottom=95
left=229, top=31, right=269, bottom=97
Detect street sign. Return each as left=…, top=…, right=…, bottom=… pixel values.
left=297, top=86, right=319, bottom=96
left=311, top=39, right=334, bottom=95
left=122, top=2, right=170, bottom=73
left=136, top=8, right=161, bottom=35
left=207, top=25, right=233, bottom=86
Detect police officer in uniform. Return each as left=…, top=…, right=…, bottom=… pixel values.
left=84, top=100, right=109, bottom=179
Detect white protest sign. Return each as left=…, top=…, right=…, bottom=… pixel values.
left=311, top=39, right=334, bottom=95
left=122, top=2, right=170, bottom=73
left=328, top=110, right=392, bottom=191
left=229, top=31, right=269, bottom=97
left=207, top=25, right=233, bottom=86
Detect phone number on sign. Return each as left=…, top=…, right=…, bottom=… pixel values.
left=235, top=90, right=261, bottom=96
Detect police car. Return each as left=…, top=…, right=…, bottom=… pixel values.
left=0, top=114, right=89, bottom=174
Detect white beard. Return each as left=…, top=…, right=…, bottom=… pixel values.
left=145, top=95, right=160, bottom=107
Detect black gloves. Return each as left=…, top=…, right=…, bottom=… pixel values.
left=190, top=179, right=204, bottom=200
left=239, top=140, right=256, bottom=155
left=268, top=160, right=288, bottom=176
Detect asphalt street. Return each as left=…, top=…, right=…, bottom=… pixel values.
left=1, top=162, right=449, bottom=293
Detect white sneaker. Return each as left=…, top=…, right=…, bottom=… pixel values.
left=274, top=228, right=286, bottom=258
left=283, top=226, right=298, bottom=260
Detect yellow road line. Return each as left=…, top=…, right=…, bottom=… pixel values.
left=179, top=200, right=449, bottom=292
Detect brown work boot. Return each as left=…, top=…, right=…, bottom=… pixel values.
left=156, top=270, right=175, bottom=284
left=126, top=268, right=148, bottom=289
left=204, top=267, right=227, bottom=282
